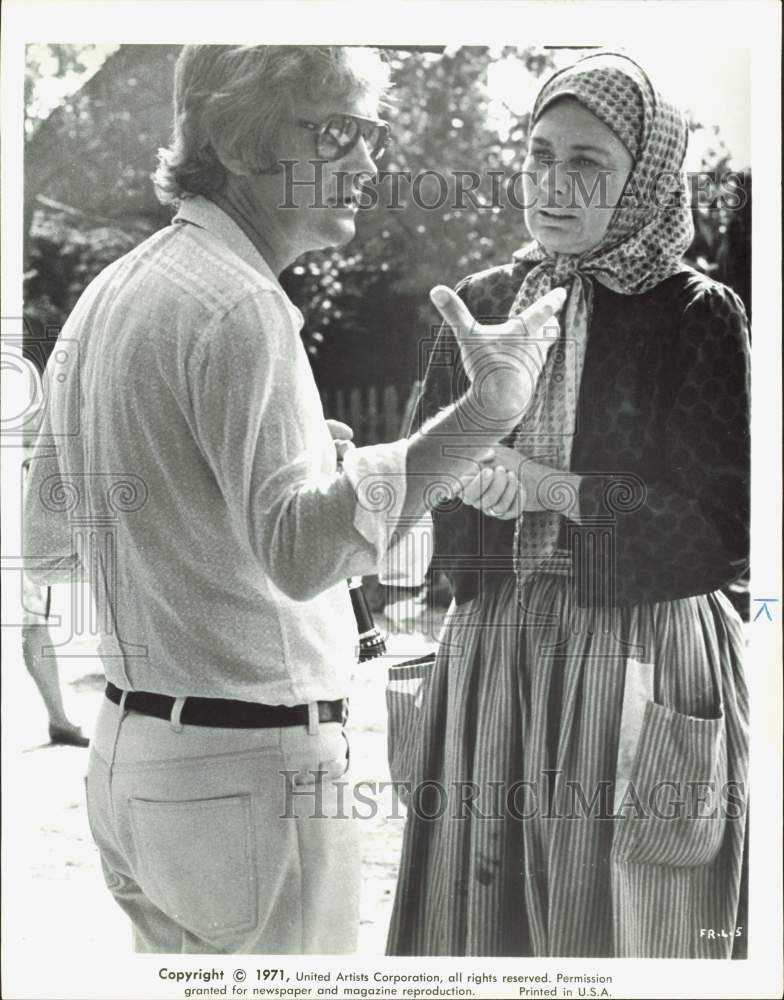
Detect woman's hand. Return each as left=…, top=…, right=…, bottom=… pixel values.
left=474, top=445, right=583, bottom=518
left=429, top=284, right=567, bottom=428
left=459, top=462, right=525, bottom=520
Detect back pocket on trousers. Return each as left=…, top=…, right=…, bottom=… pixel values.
left=128, top=794, right=257, bottom=941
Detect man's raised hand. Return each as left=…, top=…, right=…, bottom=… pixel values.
left=429, top=284, right=567, bottom=428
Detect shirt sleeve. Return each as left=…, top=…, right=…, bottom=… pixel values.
left=188, top=290, right=415, bottom=602
left=577, top=282, right=750, bottom=603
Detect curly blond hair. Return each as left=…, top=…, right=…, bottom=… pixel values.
left=153, top=45, right=390, bottom=204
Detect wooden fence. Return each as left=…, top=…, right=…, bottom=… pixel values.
left=319, top=381, right=423, bottom=446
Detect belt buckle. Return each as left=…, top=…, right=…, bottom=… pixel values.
left=316, top=699, right=347, bottom=725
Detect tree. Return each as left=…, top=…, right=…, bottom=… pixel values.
left=23, top=44, right=751, bottom=388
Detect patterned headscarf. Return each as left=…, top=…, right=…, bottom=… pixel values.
left=510, top=52, right=694, bottom=597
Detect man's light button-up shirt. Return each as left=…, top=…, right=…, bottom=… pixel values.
left=23, top=195, right=422, bottom=705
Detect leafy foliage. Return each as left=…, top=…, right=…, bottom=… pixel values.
left=285, top=47, right=554, bottom=383
left=24, top=45, right=751, bottom=388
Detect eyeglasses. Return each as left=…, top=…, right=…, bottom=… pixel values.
left=294, top=112, right=392, bottom=164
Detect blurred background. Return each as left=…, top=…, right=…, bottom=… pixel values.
left=22, top=43, right=752, bottom=615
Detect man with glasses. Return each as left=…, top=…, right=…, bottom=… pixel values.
left=24, top=44, right=564, bottom=954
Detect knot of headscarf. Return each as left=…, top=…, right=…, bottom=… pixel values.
left=510, top=52, right=695, bottom=600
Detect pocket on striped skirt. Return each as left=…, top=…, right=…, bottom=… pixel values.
left=611, top=700, right=727, bottom=867
left=386, top=654, right=435, bottom=803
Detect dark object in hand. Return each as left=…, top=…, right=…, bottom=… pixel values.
left=348, top=577, right=387, bottom=661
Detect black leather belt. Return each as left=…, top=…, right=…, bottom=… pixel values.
left=105, top=682, right=346, bottom=729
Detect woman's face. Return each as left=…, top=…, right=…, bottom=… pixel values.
left=522, top=97, right=634, bottom=256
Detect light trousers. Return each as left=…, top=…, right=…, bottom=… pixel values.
left=85, top=697, right=360, bottom=954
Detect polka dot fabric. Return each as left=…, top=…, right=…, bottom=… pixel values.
left=536, top=61, right=645, bottom=161
left=508, top=52, right=696, bottom=600
left=571, top=272, right=750, bottom=605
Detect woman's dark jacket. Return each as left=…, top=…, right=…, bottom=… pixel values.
left=414, top=259, right=750, bottom=608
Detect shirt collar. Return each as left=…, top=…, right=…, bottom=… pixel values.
left=172, top=195, right=303, bottom=323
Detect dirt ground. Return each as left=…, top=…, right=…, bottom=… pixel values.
left=3, top=583, right=443, bottom=962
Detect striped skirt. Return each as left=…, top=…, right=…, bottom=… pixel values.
left=385, top=573, right=748, bottom=957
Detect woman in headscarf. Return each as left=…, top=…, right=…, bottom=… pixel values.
left=386, top=52, right=749, bottom=959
